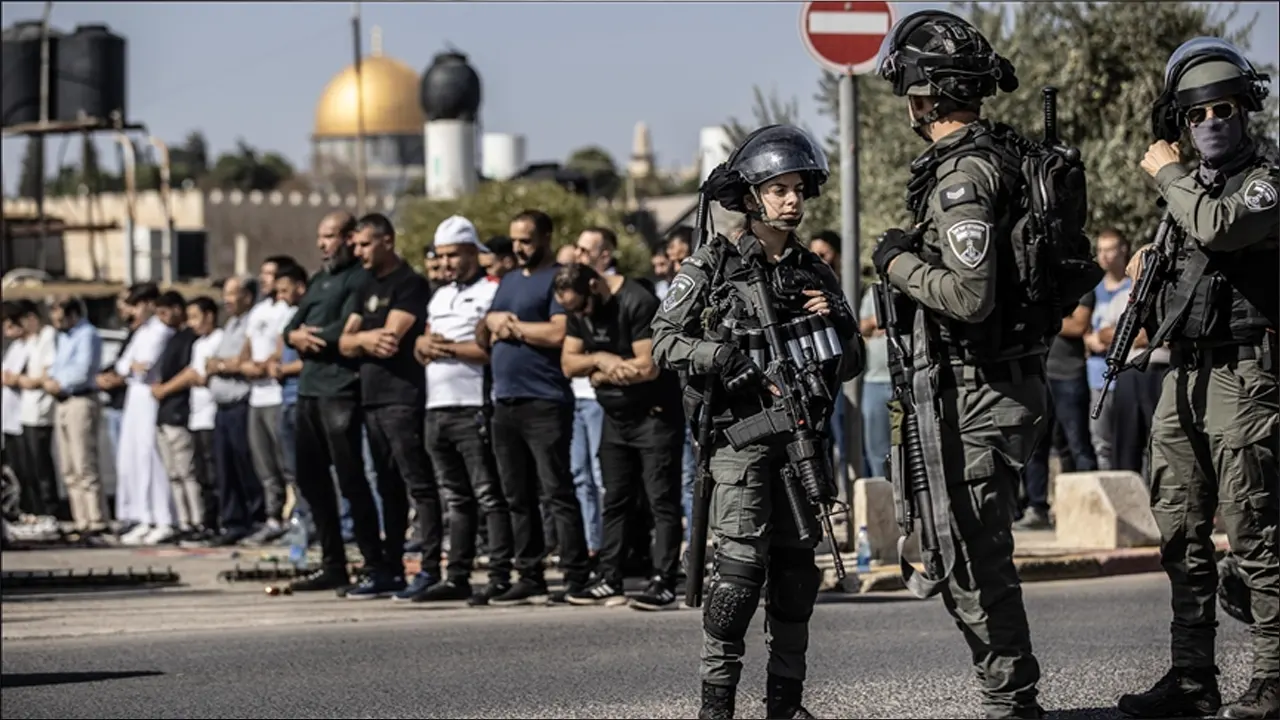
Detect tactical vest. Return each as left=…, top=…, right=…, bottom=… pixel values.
left=907, top=123, right=1038, bottom=363
left=1156, top=153, right=1279, bottom=343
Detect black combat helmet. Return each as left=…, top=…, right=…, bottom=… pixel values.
left=705, top=125, right=830, bottom=213
left=875, top=10, right=1018, bottom=103
left=1151, top=37, right=1270, bottom=142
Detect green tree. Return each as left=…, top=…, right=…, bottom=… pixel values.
left=804, top=1, right=1279, bottom=261
left=18, top=137, right=44, bottom=199
left=207, top=139, right=295, bottom=192
left=724, top=86, right=809, bottom=148
left=397, top=180, right=651, bottom=277
left=565, top=146, right=622, bottom=200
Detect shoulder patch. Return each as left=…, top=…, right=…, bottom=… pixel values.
left=1243, top=179, right=1278, bottom=212
left=945, top=220, right=991, bottom=269
left=682, top=255, right=709, bottom=272
left=660, top=274, right=697, bottom=313
left=938, top=180, right=980, bottom=211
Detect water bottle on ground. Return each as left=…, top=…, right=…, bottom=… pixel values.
left=287, top=513, right=310, bottom=570
left=855, top=525, right=872, bottom=574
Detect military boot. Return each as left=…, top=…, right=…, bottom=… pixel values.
left=1217, top=677, right=1280, bottom=719
left=765, top=674, right=817, bottom=719
left=698, top=682, right=735, bottom=720
left=1118, top=667, right=1222, bottom=718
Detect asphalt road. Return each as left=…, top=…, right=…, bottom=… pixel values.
left=0, top=575, right=1256, bottom=719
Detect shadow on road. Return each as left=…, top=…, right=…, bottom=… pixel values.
left=1045, top=707, right=1123, bottom=719
left=1, top=670, right=165, bottom=688
left=816, top=593, right=933, bottom=606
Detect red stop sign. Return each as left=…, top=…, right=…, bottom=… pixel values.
left=800, top=0, right=898, bottom=75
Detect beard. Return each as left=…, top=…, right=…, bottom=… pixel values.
left=324, top=242, right=355, bottom=271
left=517, top=244, right=547, bottom=268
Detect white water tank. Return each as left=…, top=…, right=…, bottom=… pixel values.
left=482, top=132, right=526, bottom=181
left=698, top=126, right=732, bottom=185
left=425, top=119, right=478, bottom=200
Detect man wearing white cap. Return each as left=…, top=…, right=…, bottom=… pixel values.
left=414, top=215, right=515, bottom=604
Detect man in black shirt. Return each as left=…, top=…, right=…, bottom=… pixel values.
left=148, top=291, right=205, bottom=541
left=554, top=263, right=685, bottom=611
left=339, top=213, right=442, bottom=600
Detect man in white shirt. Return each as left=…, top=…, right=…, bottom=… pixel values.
left=3, top=300, right=60, bottom=523
left=1, top=306, right=29, bottom=523
left=114, top=283, right=177, bottom=545
left=415, top=216, right=513, bottom=603
left=181, top=296, right=225, bottom=540
left=238, top=256, right=300, bottom=544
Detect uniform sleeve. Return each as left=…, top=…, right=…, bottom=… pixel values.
left=1157, top=163, right=1279, bottom=252
left=887, top=155, right=1001, bottom=324
left=650, top=245, right=721, bottom=375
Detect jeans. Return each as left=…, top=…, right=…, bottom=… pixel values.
left=17, top=426, right=59, bottom=518
left=596, top=410, right=684, bottom=584
left=829, top=391, right=849, bottom=475
left=1088, top=387, right=1114, bottom=471
left=278, top=402, right=309, bottom=522
left=570, top=398, right=605, bottom=552
left=1111, top=362, right=1168, bottom=481
left=427, top=407, right=513, bottom=583
left=105, top=407, right=123, bottom=459
left=1022, top=376, right=1098, bottom=513
left=247, top=404, right=290, bottom=523
left=296, top=396, right=368, bottom=570
left=861, top=381, right=893, bottom=478
left=365, top=403, right=441, bottom=577
left=491, top=398, right=589, bottom=585
left=191, top=428, right=220, bottom=531
left=338, top=429, right=382, bottom=538
left=213, top=401, right=264, bottom=531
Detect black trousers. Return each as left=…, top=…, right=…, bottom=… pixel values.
left=295, top=396, right=368, bottom=570
left=491, top=398, right=589, bottom=584
left=191, top=428, right=220, bottom=531
left=365, top=403, right=441, bottom=577
left=1111, top=362, right=1169, bottom=478
left=596, top=410, right=684, bottom=584
left=213, top=401, right=264, bottom=531
left=17, top=425, right=60, bottom=519
left=426, top=406, right=513, bottom=582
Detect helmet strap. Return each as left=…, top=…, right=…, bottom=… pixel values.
left=747, top=186, right=803, bottom=232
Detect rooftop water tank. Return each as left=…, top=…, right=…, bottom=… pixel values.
left=55, top=24, right=127, bottom=123
left=1, top=21, right=62, bottom=128
left=419, top=51, right=481, bottom=123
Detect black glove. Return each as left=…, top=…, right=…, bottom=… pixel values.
left=714, top=345, right=762, bottom=395
left=872, top=228, right=916, bottom=276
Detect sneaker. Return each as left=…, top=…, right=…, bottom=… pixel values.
left=392, top=571, right=439, bottom=602
left=1013, top=507, right=1053, bottom=530
left=549, top=581, right=590, bottom=605
left=120, top=523, right=152, bottom=546
left=412, top=578, right=473, bottom=603
left=468, top=580, right=511, bottom=607
left=566, top=578, right=628, bottom=607
left=630, top=577, right=677, bottom=611
left=204, top=527, right=251, bottom=547
left=345, top=572, right=407, bottom=600
left=488, top=577, right=549, bottom=607
left=290, top=565, right=351, bottom=593
left=178, top=528, right=214, bottom=548
left=240, top=519, right=286, bottom=546
left=141, top=524, right=177, bottom=545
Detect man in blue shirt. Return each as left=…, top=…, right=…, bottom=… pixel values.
left=42, top=296, right=106, bottom=537
left=475, top=209, right=590, bottom=607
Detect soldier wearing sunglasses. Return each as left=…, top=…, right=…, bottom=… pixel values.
left=1120, top=38, right=1279, bottom=720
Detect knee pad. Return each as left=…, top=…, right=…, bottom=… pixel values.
left=703, top=555, right=765, bottom=643
left=766, top=547, right=820, bottom=624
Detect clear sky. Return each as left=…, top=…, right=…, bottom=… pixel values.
left=3, top=1, right=1278, bottom=195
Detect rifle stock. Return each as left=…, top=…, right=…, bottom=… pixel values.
left=1090, top=211, right=1175, bottom=420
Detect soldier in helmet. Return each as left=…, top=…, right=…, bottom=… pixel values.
left=1117, top=37, right=1278, bottom=720
left=872, top=10, right=1048, bottom=719
left=650, top=125, right=864, bottom=720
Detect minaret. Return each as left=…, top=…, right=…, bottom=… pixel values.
left=371, top=25, right=382, bottom=57
left=628, top=121, right=655, bottom=179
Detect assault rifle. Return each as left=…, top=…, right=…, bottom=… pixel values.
left=872, top=278, right=944, bottom=585
left=1090, top=209, right=1176, bottom=419
left=721, top=263, right=846, bottom=582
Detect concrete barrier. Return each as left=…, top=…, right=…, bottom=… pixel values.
left=1053, top=471, right=1161, bottom=550
left=852, top=478, right=921, bottom=565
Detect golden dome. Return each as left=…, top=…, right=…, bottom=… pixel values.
left=313, top=53, right=426, bottom=139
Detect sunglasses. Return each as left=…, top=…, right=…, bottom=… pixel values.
left=1186, top=101, right=1236, bottom=126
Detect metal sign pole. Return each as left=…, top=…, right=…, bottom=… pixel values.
left=838, top=70, right=864, bottom=542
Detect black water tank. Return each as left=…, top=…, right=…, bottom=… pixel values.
left=0, top=21, right=60, bottom=128
left=419, top=51, right=481, bottom=122
left=55, top=24, right=127, bottom=123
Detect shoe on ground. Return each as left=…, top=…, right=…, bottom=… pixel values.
left=1118, top=666, right=1222, bottom=718
left=549, top=581, right=588, bottom=605
left=566, top=578, right=628, bottom=607
left=141, top=524, right=177, bottom=545
left=178, top=527, right=214, bottom=548
left=392, top=571, right=440, bottom=602
left=700, top=682, right=736, bottom=720
left=290, top=565, right=351, bottom=592
left=468, top=580, right=511, bottom=607
left=1012, top=507, right=1053, bottom=531
left=412, top=577, right=473, bottom=603
left=765, top=673, right=816, bottom=719
left=240, top=519, right=286, bottom=546
left=205, top=527, right=251, bottom=548
left=488, top=577, right=549, bottom=607
left=1217, top=677, right=1279, bottom=719
left=345, top=572, right=407, bottom=600
left=120, top=523, right=152, bottom=545
left=630, top=576, right=677, bottom=611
